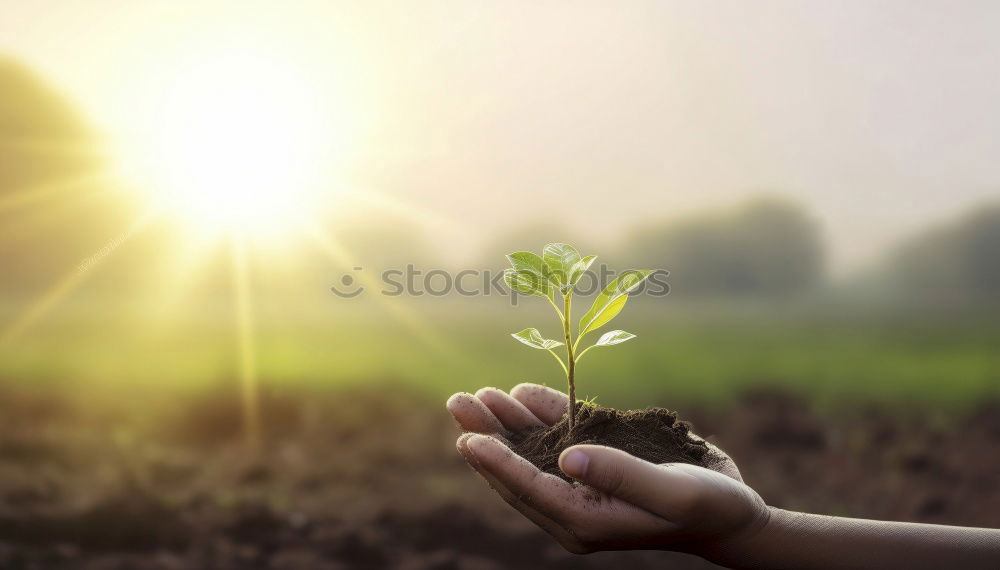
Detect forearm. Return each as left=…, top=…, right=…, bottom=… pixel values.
left=707, top=507, right=1000, bottom=570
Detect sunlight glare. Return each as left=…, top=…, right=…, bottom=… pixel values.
left=127, top=51, right=336, bottom=237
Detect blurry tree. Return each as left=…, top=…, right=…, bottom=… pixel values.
left=888, top=202, right=1000, bottom=302
left=623, top=197, right=826, bottom=297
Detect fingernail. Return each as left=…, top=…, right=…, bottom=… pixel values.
left=560, top=448, right=590, bottom=478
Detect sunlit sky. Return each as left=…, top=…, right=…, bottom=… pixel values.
left=2, top=0, right=999, bottom=274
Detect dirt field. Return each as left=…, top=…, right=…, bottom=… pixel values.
left=1, top=385, right=997, bottom=569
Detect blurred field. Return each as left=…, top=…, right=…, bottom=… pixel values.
left=2, top=296, right=997, bottom=411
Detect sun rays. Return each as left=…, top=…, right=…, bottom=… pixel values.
left=0, top=153, right=462, bottom=350
left=0, top=171, right=115, bottom=215
left=0, top=119, right=464, bottom=450
left=0, top=211, right=154, bottom=346
left=230, top=234, right=261, bottom=451
left=0, top=37, right=473, bottom=454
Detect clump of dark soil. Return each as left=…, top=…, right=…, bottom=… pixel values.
left=509, top=404, right=712, bottom=480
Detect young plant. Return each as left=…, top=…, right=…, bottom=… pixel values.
left=504, top=243, right=651, bottom=430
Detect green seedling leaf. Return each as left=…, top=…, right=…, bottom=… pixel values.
left=504, top=268, right=552, bottom=299
left=567, top=255, right=597, bottom=287
left=506, top=251, right=548, bottom=277
left=542, top=243, right=582, bottom=288
left=511, top=328, right=565, bottom=350
left=578, top=270, right=652, bottom=336
left=575, top=330, right=637, bottom=364
left=594, top=329, right=636, bottom=346
left=505, top=251, right=554, bottom=300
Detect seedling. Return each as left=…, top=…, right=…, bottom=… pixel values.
left=505, top=243, right=651, bottom=430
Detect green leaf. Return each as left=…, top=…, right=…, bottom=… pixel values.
left=542, top=243, right=581, bottom=287
left=505, top=251, right=554, bottom=299
left=506, top=251, right=547, bottom=277
left=594, top=329, right=636, bottom=346
left=504, top=269, right=551, bottom=298
left=567, top=255, right=597, bottom=286
left=578, top=270, right=652, bottom=336
left=581, top=295, right=627, bottom=334
left=511, top=328, right=565, bottom=350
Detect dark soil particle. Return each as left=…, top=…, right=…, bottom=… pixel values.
left=508, top=404, right=712, bottom=480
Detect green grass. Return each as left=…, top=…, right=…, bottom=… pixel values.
left=1, top=296, right=997, bottom=411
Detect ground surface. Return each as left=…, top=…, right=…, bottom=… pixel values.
left=1, top=384, right=998, bottom=570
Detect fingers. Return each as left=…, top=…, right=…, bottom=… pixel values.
left=447, top=385, right=558, bottom=434
left=446, top=392, right=506, bottom=434
left=456, top=433, right=586, bottom=552
left=464, top=434, right=579, bottom=521
left=475, top=387, right=546, bottom=431
left=510, top=383, right=569, bottom=426
left=559, top=444, right=705, bottom=522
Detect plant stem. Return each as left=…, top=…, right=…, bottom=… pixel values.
left=563, top=291, right=576, bottom=431
left=547, top=349, right=568, bottom=375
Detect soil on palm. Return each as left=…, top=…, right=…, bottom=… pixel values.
left=508, top=404, right=713, bottom=480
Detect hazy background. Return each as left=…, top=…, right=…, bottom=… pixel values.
left=3, top=1, right=1000, bottom=272
left=0, top=2, right=998, bottom=568
left=1, top=0, right=997, bottom=399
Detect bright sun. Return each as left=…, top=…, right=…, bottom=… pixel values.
left=124, top=51, right=337, bottom=237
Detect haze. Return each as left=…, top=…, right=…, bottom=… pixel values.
left=2, top=0, right=998, bottom=274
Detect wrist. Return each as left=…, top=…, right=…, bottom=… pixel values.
left=686, top=506, right=787, bottom=569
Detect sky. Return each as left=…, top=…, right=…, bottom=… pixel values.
left=1, top=0, right=999, bottom=274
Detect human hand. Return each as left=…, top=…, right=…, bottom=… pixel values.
left=446, top=383, right=769, bottom=557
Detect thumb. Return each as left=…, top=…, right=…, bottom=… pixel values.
left=559, top=444, right=705, bottom=521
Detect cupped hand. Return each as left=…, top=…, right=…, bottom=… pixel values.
left=446, top=383, right=769, bottom=555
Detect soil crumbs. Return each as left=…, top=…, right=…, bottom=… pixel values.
left=510, top=405, right=711, bottom=480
